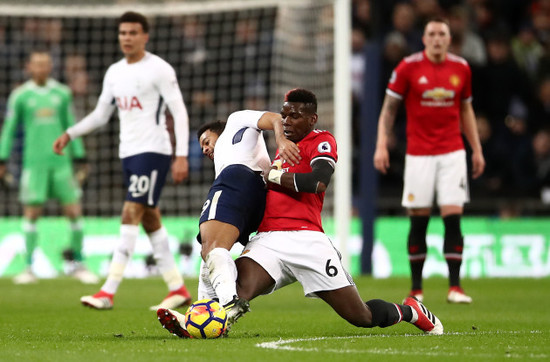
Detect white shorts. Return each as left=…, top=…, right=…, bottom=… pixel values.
left=402, top=149, right=469, bottom=208
left=238, top=230, right=354, bottom=298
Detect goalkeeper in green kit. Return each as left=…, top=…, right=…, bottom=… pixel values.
left=0, top=51, right=98, bottom=284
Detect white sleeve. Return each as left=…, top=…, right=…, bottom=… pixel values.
left=157, top=63, right=189, bottom=156
left=227, top=110, right=266, bottom=130
left=67, top=67, right=116, bottom=139
left=66, top=100, right=115, bottom=139
left=157, top=63, right=183, bottom=103
left=97, top=65, right=116, bottom=106
left=166, top=98, right=189, bottom=157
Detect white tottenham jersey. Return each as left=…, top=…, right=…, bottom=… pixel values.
left=214, top=110, right=271, bottom=178
left=99, top=52, right=186, bottom=158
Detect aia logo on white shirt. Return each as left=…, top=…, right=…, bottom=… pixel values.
left=116, top=96, right=143, bottom=111
left=418, top=76, right=428, bottom=84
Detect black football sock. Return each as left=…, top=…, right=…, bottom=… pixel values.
left=443, top=214, right=463, bottom=287
left=408, top=216, right=429, bottom=290
left=365, top=299, right=413, bottom=327
left=410, top=261, right=425, bottom=291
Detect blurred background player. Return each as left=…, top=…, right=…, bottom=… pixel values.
left=157, top=88, right=443, bottom=338
left=0, top=50, right=97, bottom=285
left=373, top=18, right=485, bottom=304
left=53, top=11, right=191, bottom=310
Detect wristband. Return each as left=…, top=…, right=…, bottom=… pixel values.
left=267, top=169, right=284, bottom=185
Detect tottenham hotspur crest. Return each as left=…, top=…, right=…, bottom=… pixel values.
left=318, top=141, right=331, bottom=153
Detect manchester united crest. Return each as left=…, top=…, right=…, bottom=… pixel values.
left=449, top=74, right=460, bottom=87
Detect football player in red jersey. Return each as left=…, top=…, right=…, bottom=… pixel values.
left=374, top=18, right=485, bottom=304
left=233, top=88, right=443, bottom=335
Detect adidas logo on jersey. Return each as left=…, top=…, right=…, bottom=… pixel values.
left=418, top=76, right=428, bottom=84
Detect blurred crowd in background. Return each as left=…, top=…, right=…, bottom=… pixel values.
left=351, top=0, right=550, bottom=216
left=1, top=0, right=549, bottom=217
left=0, top=9, right=280, bottom=216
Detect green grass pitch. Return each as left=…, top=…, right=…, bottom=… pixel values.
left=1, top=276, right=548, bottom=361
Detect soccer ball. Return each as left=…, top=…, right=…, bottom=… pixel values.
left=184, top=299, right=227, bottom=339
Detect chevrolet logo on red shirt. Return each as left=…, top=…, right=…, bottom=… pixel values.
left=422, top=87, right=455, bottom=100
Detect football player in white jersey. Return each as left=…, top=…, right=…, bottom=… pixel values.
left=156, top=110, right=300, bottom=337
left=53, top=11, right=191, bottom=310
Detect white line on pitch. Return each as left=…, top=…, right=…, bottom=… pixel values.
left=255, top=331, right=546, bottom=358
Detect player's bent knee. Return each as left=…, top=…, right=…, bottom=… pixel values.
left=23, top=206, right=42, bottom=220
left=63, top=203, right=81, bottom=219
left=200, top=239, right=233, bottom=259
left=121, top=202, right=146, bottom=224
left=440, top=205, right=463, bottom=217
left=408, top=208, right=431, bottom=216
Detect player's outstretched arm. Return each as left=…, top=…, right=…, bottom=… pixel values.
left=257, top=112, right=301, bottom=166
left=63, top=101, right=115, bottom=144
left=53, top=132, right=71, bottom=155
left=373, top=94, right=401, bottom=174
left=460, top=101, right=485, bottom=179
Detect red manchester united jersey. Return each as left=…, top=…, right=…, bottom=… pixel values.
left=386, top=51, right=472, bottom=155
left=258, top=129, right=338, bottom=232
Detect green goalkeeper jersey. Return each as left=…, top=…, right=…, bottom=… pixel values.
left=0, top=79, right=85, bottom=168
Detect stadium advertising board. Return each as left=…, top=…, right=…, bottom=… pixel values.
left=0, top=217, right=548, bottom=278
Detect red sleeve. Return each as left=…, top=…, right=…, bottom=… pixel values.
left=386, top=60, right=409, bottom=98
left=309, top=131, right=338, bottom=164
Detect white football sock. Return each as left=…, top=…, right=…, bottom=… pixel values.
left=101, top=224, right=139, bottom=294
left=205, top=247, right=237, bottom=306
left=149, top=226, right=184, bottom=291
left=197, top=259, right=217, bottom=300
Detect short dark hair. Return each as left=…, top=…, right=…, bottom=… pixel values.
left=118, top=11, right=149, bottom=33
left=197, top=120, right=226, bottom=140
left=424, top=17, right=451, bottom=32
left=284, top=88, right=317, bottom=113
